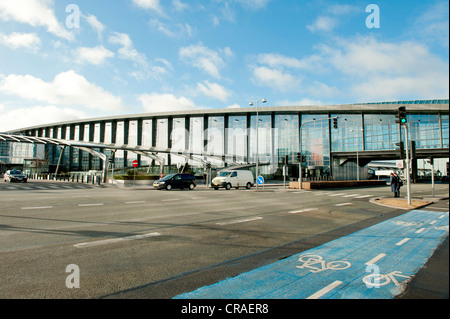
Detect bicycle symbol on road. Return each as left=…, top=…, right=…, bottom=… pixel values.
left=363, top=271, right=411, bottom=288
left=296, top=254, right=351, bottom=273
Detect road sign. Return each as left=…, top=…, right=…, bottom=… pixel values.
left=160, top=173, right=164, bottom=178
left=132, top=160, right=138, bottom=168
left=396, top=160, right=404, bottom=169
left=257, top=176, right=264, bottom=185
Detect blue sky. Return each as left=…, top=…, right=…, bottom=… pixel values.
left=0, top=0, right=448, bottom=131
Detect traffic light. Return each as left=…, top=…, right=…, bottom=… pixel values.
left=302, top=155, right=307, bottom=163
left=297, top=152, right=301, bottom=162
left=395, top=106, right=407, bottom=125
left=333, top=118, right=338, bottom=129
left=395, top=141, right=405, bottom=159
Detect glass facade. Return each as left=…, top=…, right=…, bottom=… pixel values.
left=3, top=100, right=448, bottom=180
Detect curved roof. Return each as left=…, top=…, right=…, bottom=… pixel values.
left=7, top=99, right=449, bottom=133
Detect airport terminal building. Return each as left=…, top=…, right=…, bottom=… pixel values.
left=1, top=99, right=449, bottom=181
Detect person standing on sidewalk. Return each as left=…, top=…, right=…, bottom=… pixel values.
left=390, top=172, right=399, bottom=197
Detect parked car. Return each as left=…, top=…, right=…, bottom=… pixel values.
left=4, top=169, right=28, bottom=183
left=212, top=170, right=254, bottom=190
left=153, top=173, right=196, bottom=190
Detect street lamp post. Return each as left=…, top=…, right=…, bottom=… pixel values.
left=350, top=128, right=364, bottom=181
left=249, top=99, right=266, bottom=190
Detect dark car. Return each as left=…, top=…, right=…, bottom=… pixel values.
left=4, top=169, right=28, bottom=183
left=153, top=173, right=196, bottom=190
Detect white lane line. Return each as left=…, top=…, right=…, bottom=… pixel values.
left=365, top=253, right=386, bottom=265
left=328, top=193, right=347, bottom=197
left=78, top=203, right=104, bottom=207
left=216, top=217, right=263, bottom=226
left=439, top=214, right=447, bottom=218
left=416, top=228, right=426, bottom=234
left=307, top=281, right=343, bottom=299
left=288, top=208, right=318, bottom=214
left=21, top=206, right=53, bottom=210
left=430, top=220, right=437, bottom=225
left=355, top=195, right=373, bottom=199
left=74, top=232, right=161, bottom=248
left=396, top=238, right=411, bottom=246
left=335, top=203, right=352, bottom=206
left=125, top=201, right=146, bottom=204
left=343, top=194, right=360, bottom=197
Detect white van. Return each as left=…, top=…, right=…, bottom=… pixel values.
left=212, top=170, right=254, bottom=190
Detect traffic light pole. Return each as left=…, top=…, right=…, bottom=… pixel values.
left=403, top=125, right=412, bottom=205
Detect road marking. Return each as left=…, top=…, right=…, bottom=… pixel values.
left=439, top=214, right=447, bottom=218
left=396, top=238, right=411, bottom=246
left=21, top=206, right=53, bottom=210
left=416, top=228, right=426, bottom=234
left=328, top=193, right=346, bottom=197
left=307, top=281, right=343, bottom=299
left=335, top=203, right=352, bottom=206
left=74, top=232, right=161, bottom=248
left=78, top=203, right=104, bottom=207
left=125, top=201, right=146, bottom=204
left=430, top=220, right=437, bottom=225
left=355, top=195, right=373, bottom=198
left=288, top=208, right=318, bottom=214
left=174, top=210, right=449, bottom=299
left=365, top=253, right=386, bottom=265
left=216, top=217, right=263, bottom=226
left=6, top=186, right=17, bottom=190
left=343, top=194, right=360, bottom=197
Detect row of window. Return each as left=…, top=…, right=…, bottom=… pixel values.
left=18, top=112, right=448, bottom=169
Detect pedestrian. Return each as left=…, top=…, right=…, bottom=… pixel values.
left=390, top=172, right=399, bottom=197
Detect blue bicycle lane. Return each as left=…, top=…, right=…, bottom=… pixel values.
left=174, top=209, right=449, bottom=299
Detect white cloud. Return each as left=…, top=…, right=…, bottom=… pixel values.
left=84, top=14, right=105, bottom=39
left=109, top=32, right=148, bottom=67
left=411, top=1, right=449, bottom=47
left=172, top=0, right=189, bottom=11
left=179, top=43, right=232, bottom=78
left=252, top=66, right=298, bottom=91
left=251, top=35, right=449, bottom=100
left=132, top=0, right=164, bottom=15
left=0, top=32, right=41, bottom=51
left=150, top=19, right=193, bottom=38
left=75, top=45, right=114, bottom=65
left=138, top=93, right=199, bottom=113
left=0, top=105, right=87, bottom=132
left=307, top=16, right=338, bottom=33
left=0, top=0, right=73, bottom=40
left=319, top=36, right=449, bottom=100
left=0, top=70, right=125, bottom=111
left=196, top=81, right=231, bottom=102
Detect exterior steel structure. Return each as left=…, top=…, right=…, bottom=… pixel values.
left=2, top=99, right=449, bottom=180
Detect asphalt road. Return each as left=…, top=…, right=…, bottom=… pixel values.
left=0, top=180, right=448, bottom=300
